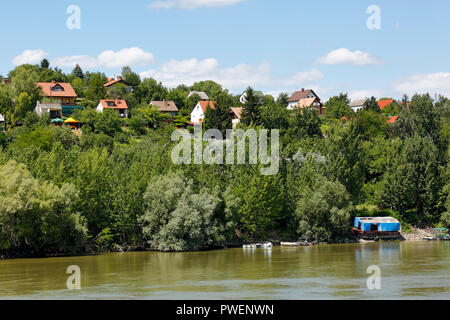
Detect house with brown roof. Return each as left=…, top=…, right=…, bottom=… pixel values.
left=150, top=100, right=179, bottom=117
left=190, top=101, right=217, bottom=124
left=36, top=81, right=77, bottom=105
left=96, top=99, right=129, bottom=118
left=230, top=107, right=243, bottom=128
left=350, top=98, right=367, bottom=113
left=188, top=91, right=210, bottom=101
left=287, top=88, right=324, bottom=115
left=104, top=76, right=133, bottom=95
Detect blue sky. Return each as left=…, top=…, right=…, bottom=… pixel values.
left=1, top=0, right=449, bottom=100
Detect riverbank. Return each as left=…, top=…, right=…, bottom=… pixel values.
left=2, top=227, right=439, bottom=260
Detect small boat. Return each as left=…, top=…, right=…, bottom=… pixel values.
left=243, top=242, right=273, bottom=249
left=359, top=239, right=376, bottom=243
left=422, top=237, right=436, bottom=241
left=280, top=242, right=312, bottom=247
left=256, top=242, right=273, bottom=249
left=280, top=241, right=314, bottom=247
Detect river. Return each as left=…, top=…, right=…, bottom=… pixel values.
left=0, top=241, right=448, bottom=300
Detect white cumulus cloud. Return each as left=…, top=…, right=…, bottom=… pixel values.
left=50, top=47, right=155, bottom=70
left=98, top=47, right=155, bottom=68
left=316, top=48, right=383, bottom=66
left=348, top=89, right=384, bottom=101
left=140, top=58, right=324, bottom=93
left=51, top=55, right=99, bottom=69
left=12, top=49, right=48, bottom=66
left=393, top=72, right=450, bottom=96
left=149, top=0, right=245, bottom=10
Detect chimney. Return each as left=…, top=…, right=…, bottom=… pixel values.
left=52, top=80, right=56, bottom=84
left=301, top=88, right=304, bottom=92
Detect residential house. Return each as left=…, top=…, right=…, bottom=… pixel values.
left=104, top=76, right=133, bottom=95
left=188, top=91, right=209, bottom=101
left=190, top=101, right=216, bottom=124
left=150, top=100, right=179, bottom=117
left=37, top=81, right=77, bottom=105
left=230, top=107, right=243, bottom=128
left=240, top=90, right=264, bottom=104
left=377, top=99, right=395, bottom=111
left=350, top=98, right=367, bottom=113
left=36, top=81, right=82, bottom=116
left=96, top=99, right=129, bottom=118
left=287, top=88, right=325, bottom=115
left=287, top=89, right=318, bottom=109
left=35, top=101, right=62, bottom=119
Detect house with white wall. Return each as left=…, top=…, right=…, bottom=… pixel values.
left=350, top=98, right=367, bottom=113
left=190, top=101, right=216, bottom=124
left=287, top=89, right=319, bottom=110
left=96, top=99, right=129, bottom=118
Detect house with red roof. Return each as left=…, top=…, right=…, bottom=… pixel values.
left=35, top=81, right=84, bottom=118
left=190, top=101, right=217, bottom=124
left=37, top=81, right=77, bottom=105
left=377, top=99, right=395, bottom=110
left=96, top=99, right=129, bottom=119
left=104, top=76, right=133, bottom=95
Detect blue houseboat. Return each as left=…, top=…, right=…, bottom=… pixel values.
left=353, top=217, right=401, bottom=240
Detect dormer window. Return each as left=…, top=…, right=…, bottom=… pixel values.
left=107, top=101, right=115, bottom=107
left=51, top=84, right=64, bottom=92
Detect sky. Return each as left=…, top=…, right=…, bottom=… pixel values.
left=1, top=0, right=449, bottom=101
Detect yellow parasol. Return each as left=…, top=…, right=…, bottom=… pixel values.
left=64, top=117, right=79, bottom=123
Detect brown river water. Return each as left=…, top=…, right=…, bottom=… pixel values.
left=0, top=241, right=448, bottom=300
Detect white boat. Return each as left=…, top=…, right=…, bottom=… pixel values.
left=243, top=242, right=273, bottom=249
left=281, top=241, right=313, bottom=247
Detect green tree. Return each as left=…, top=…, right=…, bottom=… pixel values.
left=40, top=59, right=50, bottom=69
left=276, top=93, right=290, bottom=108
left=72, top=64, right=84, bottom=79
left=241, top=87, right=261, bottom=126
left=295, top=177, right=352, bottom=242
left=122, top=66, right=141, bottom=87
left=192, top=80, right=222, bottom=100
left=364, top=96, right=381, bottom=113
left=140, top=172, right=229, bottom=251
left=204, top=93, right=232, bottom=134
left=134, top=78, right=168, bottom=104
left=0, top=160, right=87, bottom=255
left=380, top=135, right=442, bottom=225
left=324, top=94, right=352, bottom=119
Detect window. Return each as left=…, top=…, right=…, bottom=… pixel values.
left=51, top=85, right=64, bottom=92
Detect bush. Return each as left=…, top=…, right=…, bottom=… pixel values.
left=0, top=160, right=87, bottom=255
left=139, top=172, right=229, bottom=251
